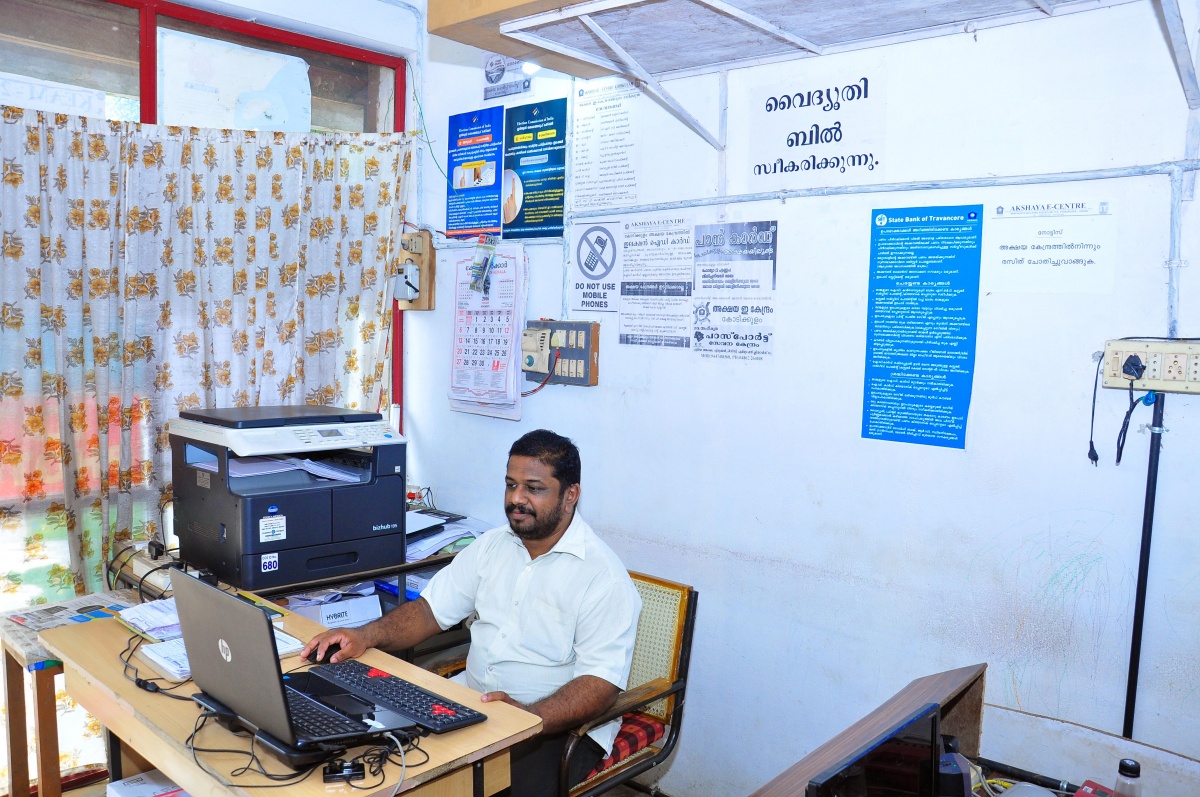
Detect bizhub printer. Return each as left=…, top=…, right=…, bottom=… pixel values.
left=169, top=406, right=406, bottom=590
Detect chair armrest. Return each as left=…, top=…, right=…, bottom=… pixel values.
left=571, top=677, right=678, bottom=736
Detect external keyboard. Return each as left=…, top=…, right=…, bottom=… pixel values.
left=286, top=689, right=368, bottom=739
left=313, top=659, right=486, bottom=733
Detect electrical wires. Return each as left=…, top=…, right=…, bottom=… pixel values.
left=108, top=545, right=141, bottom=590
left=1115, top=383, right=1156, bottom=465
left=118, top=634, right=195, bottom=701
left=183, top=713, right=427, bottom=791
left=1087, top=353, right=1102, bottom=465
left=522, top=349, right=561, bottom=397
left=186, top=713, right=325, bottom=787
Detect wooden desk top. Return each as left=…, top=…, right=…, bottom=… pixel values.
left=41, top=610, right=541, bottom=797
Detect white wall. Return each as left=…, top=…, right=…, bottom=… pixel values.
left=405, top=3, right=1200, bottom=795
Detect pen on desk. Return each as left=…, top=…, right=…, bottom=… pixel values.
left=27, top=659, right=62, bottom=672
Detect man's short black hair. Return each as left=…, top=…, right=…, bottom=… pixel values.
left=509, top=429, right=581, bottom=489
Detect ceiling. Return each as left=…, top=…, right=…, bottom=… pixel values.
left=429, top=0, right=1197, bottom=150
left=486, top=0, right=1141, bottom=79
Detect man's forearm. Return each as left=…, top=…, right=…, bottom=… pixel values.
left=359, top=596, right=443, bottom=651
left=527, top=675, right=619, bottom=736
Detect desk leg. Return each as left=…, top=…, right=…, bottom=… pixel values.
left=105, top=731, right=153, bottom=783
left=473, top=760, right=484, bottom=797
left=31, top=665, right=62, bottom=797
left=3, top=646, right=30, bottom=797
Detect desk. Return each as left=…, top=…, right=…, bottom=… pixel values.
left=39, top=611, right=541, bottom=797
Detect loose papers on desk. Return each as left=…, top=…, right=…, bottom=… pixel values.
left=7, top=592, right=134, bottom=632
left=138, top=628, right=303, bottom=681
left=406, top=515, right=489, bottom=562
left=116, top=598, right=182, bottom=642
left=3, top=590, right=136, bottom=665
left=449, top=243, right=528, bottom=420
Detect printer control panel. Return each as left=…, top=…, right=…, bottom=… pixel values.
left=290, top=422, right=396, bottom=447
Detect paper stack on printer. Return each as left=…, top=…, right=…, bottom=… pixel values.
left=405, top=513, right=490, bottom=562
left=193, top=455, right=362, bottom=483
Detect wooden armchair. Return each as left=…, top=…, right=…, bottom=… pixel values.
left=414, top=571, right=698, bottom=796
left=560, top=571, right=699, bottom=797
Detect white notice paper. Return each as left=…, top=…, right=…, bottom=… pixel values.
left=617, top=214, right=695, bottom=349
left=692, top=220, right=779, bottom=361
left=981, top=198, right=1116, bottom=294
left=569, top=221, right=622, bottom=312
left=729, top=58, right=887, bottom=194
left=572, top=77, right=642, bottom=211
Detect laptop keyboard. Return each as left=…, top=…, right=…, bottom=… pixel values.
left=286, top=689, right=368, bottom=739
left=313, top=660, right=486, bottom=733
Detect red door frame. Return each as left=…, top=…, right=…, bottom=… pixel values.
left=100, top=0, right=409, bottom=426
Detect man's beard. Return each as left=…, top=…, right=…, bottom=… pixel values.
left=506, top=497, right=567, bottom=540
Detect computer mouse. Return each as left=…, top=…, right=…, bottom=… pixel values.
left=305, top=642, right=341, bottom=664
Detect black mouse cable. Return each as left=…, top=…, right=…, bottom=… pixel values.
left=118, top=634, right=194, bottom=700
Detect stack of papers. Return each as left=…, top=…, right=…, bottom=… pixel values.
left=116, top=599, right=182, bottom=642
left=193, top=455, right=363, bottom=483
left=284, top=581, right=377, bottom=608
left=139, top=628, right=303, bottom=680
left=406, top=516, right=490, bottom=562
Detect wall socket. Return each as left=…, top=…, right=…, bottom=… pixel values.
left=1102, top=339, right=1200, bottom=394
left=395, top=229, right=435, bottom=311
left=522, top=320, right=600, bottom=386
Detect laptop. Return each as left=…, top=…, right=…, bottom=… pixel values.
left=171, top=569, right=419, bottom=766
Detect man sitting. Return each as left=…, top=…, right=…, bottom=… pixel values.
left=303, top=429, right=642, bottom=797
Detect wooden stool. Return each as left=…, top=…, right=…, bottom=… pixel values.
left=2, top=636, right=63, bottom=797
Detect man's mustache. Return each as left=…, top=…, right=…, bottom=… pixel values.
left=506, top=503, right=535, bottom=516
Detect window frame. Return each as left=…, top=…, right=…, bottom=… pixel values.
left=96, top=0, right=410, bottom=419
left=98, top=0, right=407, bottom=132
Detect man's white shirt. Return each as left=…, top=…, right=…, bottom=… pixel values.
left=422, top=512, right=641, bottom=754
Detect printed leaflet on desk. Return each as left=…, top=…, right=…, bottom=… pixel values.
left=116, top=598, right=182, bottom=642
left=140, top=628, right=303, bottom=680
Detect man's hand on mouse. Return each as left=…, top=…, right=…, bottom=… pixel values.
left=302, top=628, right=367, bottom=663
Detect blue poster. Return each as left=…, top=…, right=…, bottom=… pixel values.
left=446, top=106, right=504, bottom=239
left=501, top=98, right=567, bottom=239
left=862, top=204, right=983, bottom=448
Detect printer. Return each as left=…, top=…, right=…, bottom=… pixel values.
left=169, top=406, right=406, bottom=591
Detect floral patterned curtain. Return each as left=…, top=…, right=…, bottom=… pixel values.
left=0, top=105, right=410, bottom=789
left=1, top=106, right=409, bottom=596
